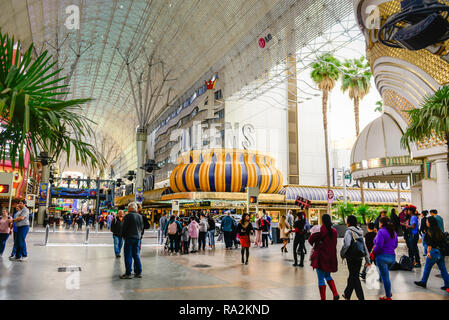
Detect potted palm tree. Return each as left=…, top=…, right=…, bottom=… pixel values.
left=0, top=30, right=102, bottom=171
left=401, top=85, right=449, bottom=178
left=311, top=53, right=341, bottom=214
left=340, top=56, right=372, bottom=136
left=334, top=201, right=355, bottom=237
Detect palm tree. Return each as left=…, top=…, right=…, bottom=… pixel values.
left=374, top=100, right=383, bottom=113
left=311, top=53, right=341, bottom=214
left=0, top=30, right=102, bottom=171
left=401, top=85, right=449, bottom=177
left=340, top=56, right=372, bottom=136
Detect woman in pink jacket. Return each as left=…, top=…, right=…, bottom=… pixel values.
left=188, top=217, right=200, bottom=253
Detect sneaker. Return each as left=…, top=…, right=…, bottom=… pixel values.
left=19, top=256, right=28, bottom=262
left=119, top=274, right=133, bottom=279
left=298, top=263, right=304, bottom=268
left=134, top=274, right=142, bottom=278
left=414, top=281, right=426, bottom=288
left=379, top=296, right=392, bottom=300
left=414, top=263, right=422, bottom=268
left=245, top=261, right=248, bottom=265
left=9, top=256, right=19, bottom=261
left=115, top=255, right=121, bottom=258
left=292, top=263, right=298, bottom=267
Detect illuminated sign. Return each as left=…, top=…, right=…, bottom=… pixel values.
left=0, top=184, right=9, bottom=194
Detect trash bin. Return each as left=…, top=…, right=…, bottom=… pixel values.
left=272, top=227, right=282, bottom=244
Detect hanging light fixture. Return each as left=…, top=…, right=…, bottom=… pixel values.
left=378, top=0, right=449, bottom=50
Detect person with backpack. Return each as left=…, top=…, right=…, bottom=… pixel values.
left=420, top=210, right=429, bottom=256
left=198, top=214, right=208, bottom=251
left=207, top=216, right=216, bottom=249
left=236, top=213, right=254, bottom=265
left=221, top=211, right=234, bottom=250
left=340, top=215, right=371, bottom=300
left=406, top=207, right=421, bottom=268
left=111, top=210, right=125, bottom=258
left=372, top=217, right=398, bottom=300
left=291, top=212, right=307, bottom=267
left=260, top=213, right=271, bottom=248
left=188, top=216, right=200, bottom=253
left=308, top=214, right=340, bottom=300
left=165, top=215, right=181, bottom=253
left=360, top=222, right=377, bottom=280
left=414, top=216, right=449, bottom=292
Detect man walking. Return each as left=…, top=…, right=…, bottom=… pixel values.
left=159, top=213, right=168, bottom=245
left=430, top=209, right=444, bottom=232
left=120, top=202, right=144, bottom=279
left=10, top=200, right=30, bottom=262
left=221, top=211, right=234, bottom=250
left=111, top=210, right=124, bottom=258
left=406, top=207, right=421, bottom=268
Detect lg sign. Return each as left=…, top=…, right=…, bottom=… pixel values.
left=258, top=33, right=272, bottom=48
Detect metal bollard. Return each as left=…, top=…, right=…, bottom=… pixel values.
left=44, top=224, right=50, bottom=246
left=85, top=226, right=90, bottom=245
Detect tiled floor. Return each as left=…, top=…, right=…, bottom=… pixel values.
left=1, top=231, right=448, bottom=300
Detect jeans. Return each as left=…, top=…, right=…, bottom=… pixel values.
left=190, top=237, right=198, bottom=251
left=168, top=234, right=179, bottom=252
left=198, top=231, right=207, bottom=250
left=293, top=236, right=305, bottom=264
left=113, top=235, right=123, bottom=256
left=0, top=233, right=9, bottom=255
left=376, top=254, right=395, bottom=298
left=421, top=248, right=449, bottom=287
left=223, top=231, right=233, bottom=248
left=123, top=238, right=142, bottom=275
left=183, top=241, right=189, bottom=253
left=344, top=258, right=364, bottom=300
left=316, top=269, right=333, bottom=286
left=421, top=233, right=428, bottom=255
left=262, top=234, right=269, bottom=247
left=408, top=232, right=420, bottom=264
left=15, top=226, right=29, bottom=259
left=207, top=230, right=215, bottom=246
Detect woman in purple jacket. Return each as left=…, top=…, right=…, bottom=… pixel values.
left=373, top=217, right=398, bottom=300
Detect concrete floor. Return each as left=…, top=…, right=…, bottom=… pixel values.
left=1, top=231, right=448, bottom=300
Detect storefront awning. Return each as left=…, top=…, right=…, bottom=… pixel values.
left=278, top=185, right=411, bottom=204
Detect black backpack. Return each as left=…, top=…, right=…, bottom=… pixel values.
left=439, top=232, right=449, bottom=256
left=261, top=219, right=269, bottom=232
left=345, top=231, right=366, bottom=259
left=399, top=255, right=413, bottom=271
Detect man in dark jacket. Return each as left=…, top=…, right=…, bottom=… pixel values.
left=111, top=210, right=124, bottom=258
left=120, top=202, right=144, bottom=279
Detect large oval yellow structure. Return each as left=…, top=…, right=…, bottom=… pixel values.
left=169, top=149, right=283, bottom=194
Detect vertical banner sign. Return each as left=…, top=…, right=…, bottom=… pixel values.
left=136, top=187, right=143, bottom=204
left=327, top=189, right=334, bottom=204
left=172, top=200, right=179, bottom=214
left=39, top=183, right=48, bottom=206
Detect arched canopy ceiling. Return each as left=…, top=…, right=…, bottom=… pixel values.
left=1, top=0, right=281, bottom=173
left=1, top=0, right=359, bottom=175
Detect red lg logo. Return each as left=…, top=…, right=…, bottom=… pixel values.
left=258, top=38, right=266, bottom=48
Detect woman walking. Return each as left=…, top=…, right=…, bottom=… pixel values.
left=291, top=212, right=307, bottom=267
left=0, top=208, right=12, bottom=256
left=254, top=213, right=263, bottom=248
left=279, top=215, right=291, bottom=253
left=414, top=216, right=449, bottom=291
left=340, top=215, right=371, bottom=300
left=236, top=213, right=254, bottom=265
left=373, top=217, right=398, bottom=300
left=308, top=214, right=340, bottom=300
left=207, top=215, right=216, bottom=249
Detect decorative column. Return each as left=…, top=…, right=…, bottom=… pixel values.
left=435, top=158, right=449, bottom=222
left=286, top=54, right=299, bottom=185
left=135, top=127, right=147, bottom=204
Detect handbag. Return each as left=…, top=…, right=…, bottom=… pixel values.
left=345, top=231, right=366, bottom=259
